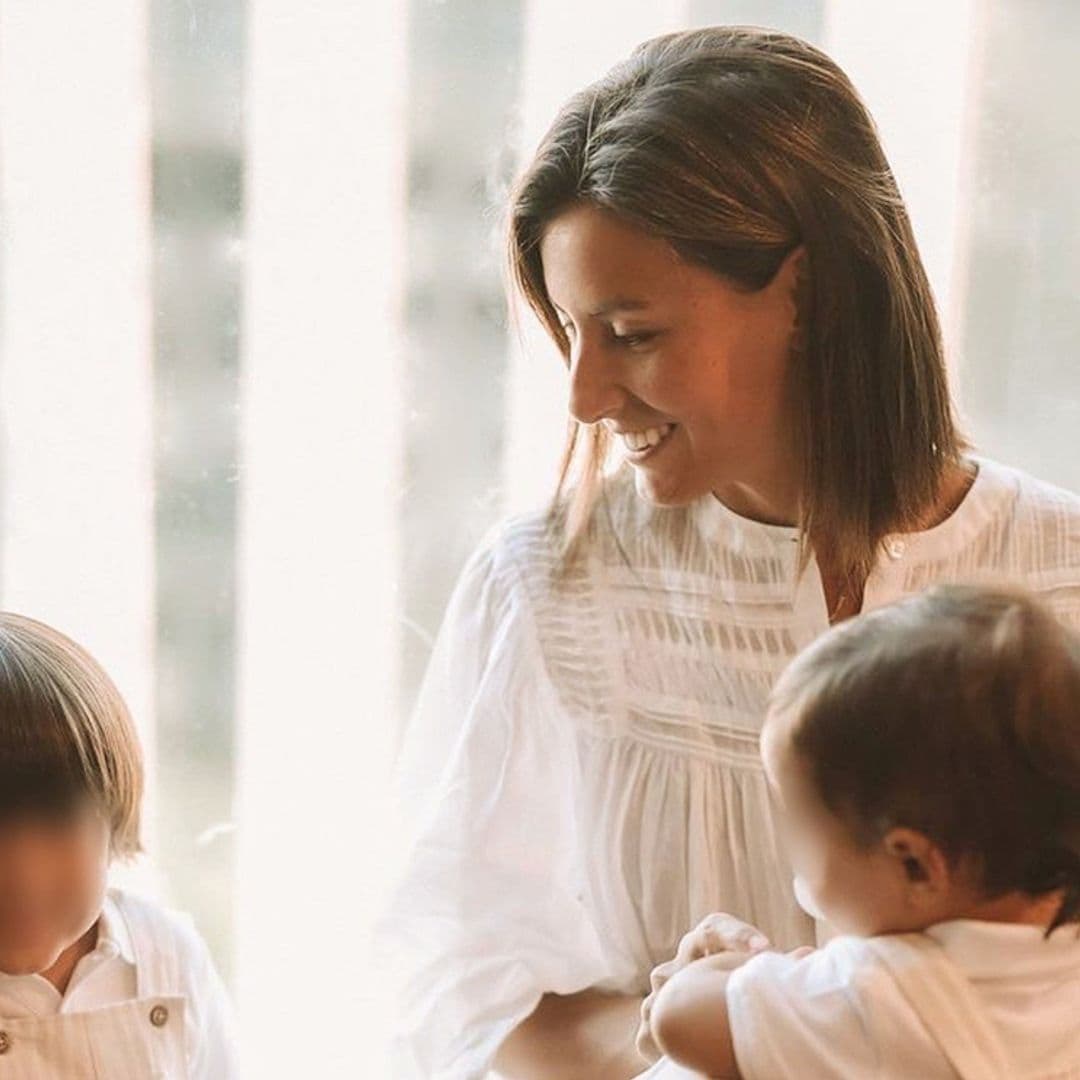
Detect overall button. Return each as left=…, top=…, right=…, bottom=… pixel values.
left=149, top=1004, right=170, bottom=1028
left=0, top=1030, right=11, bottom=1054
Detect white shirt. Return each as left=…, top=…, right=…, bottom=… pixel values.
left=0, top=889, right=236, bottom=1080
left=725, top=921, right=1080, bottom=1079
left=377, top=455, right=1080, bottom=1079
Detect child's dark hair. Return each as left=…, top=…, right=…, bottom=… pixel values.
left=770, top=585, right=1080, bottom=934
left=0, top=612, right=143, bottom=856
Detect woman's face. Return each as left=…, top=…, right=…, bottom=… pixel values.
left=539, top=202, right=803, bottom=514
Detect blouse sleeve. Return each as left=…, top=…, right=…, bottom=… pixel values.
left=375, top=528, right=616, bottom=1079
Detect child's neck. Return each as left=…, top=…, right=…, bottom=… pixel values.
left=41, top=921, right=99, bottom=995
left=956, top=888, right=1065, bottom=928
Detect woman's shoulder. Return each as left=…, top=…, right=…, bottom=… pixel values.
left=471, top=467, right=654, bottom=580
left=451, top=504, right=559, bottom=620
left=495, top=465, right=703, bottom=562
left=977, top=456, right=1080, bottom=560
left=982, top=456, right=1080, bottom=515
left=954, top=459, right=1080, bottom=628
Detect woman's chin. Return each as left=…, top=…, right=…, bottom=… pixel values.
left=632, top=461, right=700, bottom=508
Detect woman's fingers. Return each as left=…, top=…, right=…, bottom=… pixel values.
left=649, top=957, right=677, bottom=994
left=669, top=912, right=770, bottom=972
left=638, top=914, right=774, bottom=1069
left=635, top=994, right=662, bottom=1064
left=649, top=912, right=770, bottom=999
left=697, top=912, right=771, bottom=954
left=674, top=928, right=707, bottom=965
left=640, top=911, right=773, bottom=1058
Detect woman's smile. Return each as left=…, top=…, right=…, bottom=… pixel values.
left=608, top=420, right=678, bottom=461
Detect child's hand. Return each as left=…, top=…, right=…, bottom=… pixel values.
left=635, top=913, right=770, bottom=1064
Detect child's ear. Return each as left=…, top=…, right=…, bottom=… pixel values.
left=882, top=828, right=951, bottom=895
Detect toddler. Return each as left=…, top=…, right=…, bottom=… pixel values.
left=638, top=586, right=1080, bottom=1079
left=0, top=612, right=237, bottom=1078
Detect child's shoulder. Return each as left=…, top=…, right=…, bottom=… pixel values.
left=723, top=940, right=890, bottom=1078
left=107, top=887, right=215, bottom=973
left=107, top=887, right=236, bottom=1075
left=728, top=936, right=869, bottom=1003
left=730, top=934, right=907, bottom=1007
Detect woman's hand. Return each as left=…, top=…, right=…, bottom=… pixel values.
left=635, top=914, right=770, bottom=1064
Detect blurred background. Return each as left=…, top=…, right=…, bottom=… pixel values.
left=0, top=0, right=1076, bottom=1074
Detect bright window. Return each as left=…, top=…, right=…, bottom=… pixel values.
left=0, top=2, right=1074, bottom=1074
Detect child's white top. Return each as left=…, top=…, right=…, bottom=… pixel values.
left=0, top=887, right=236, bottom=1079
left=725, top=920, right=1080, bottom=1079
left=378, top=455, right=1080, bottom=1079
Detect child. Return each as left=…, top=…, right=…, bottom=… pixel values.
left=0, top=612, right=237, bottom=1078
left=638, top=585, right=1080, bottom=1079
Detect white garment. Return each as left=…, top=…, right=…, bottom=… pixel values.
left=0, top=888, right=237, bottom=1079
left=377, top=455, right=1080, bottom=1079
left=724, top=921, right=1080, bottom=1079
left=633, top=1060, right=701, bottom=1080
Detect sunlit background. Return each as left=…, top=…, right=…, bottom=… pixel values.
left=0, top=1, right=1076, bottom=1075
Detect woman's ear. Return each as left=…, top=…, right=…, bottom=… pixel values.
left=882, top=827, right=951, bottom=896
left=773, top=245, right=809, bottom=350
left=771, top=244, right=807, bottom=293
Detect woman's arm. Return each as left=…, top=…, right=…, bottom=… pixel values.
left=494, top=988, right=647, bottom=1080
left=649, top=953, right=747, bottom=1079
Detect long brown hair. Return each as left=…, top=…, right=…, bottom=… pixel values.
left=507, top=25, right=965, bottom=585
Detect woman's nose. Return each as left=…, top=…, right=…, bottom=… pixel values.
left=567, top=340, right=625, bottom=425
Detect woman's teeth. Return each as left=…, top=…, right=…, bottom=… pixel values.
left=621, top=423, right=674, bottom=453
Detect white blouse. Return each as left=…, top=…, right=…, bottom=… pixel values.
left=378, top=455, right=1080, bottom=1080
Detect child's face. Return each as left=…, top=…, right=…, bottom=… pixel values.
left=761, top=708, right=955, bottom=937
left=0, top=804, right=110, bottom=975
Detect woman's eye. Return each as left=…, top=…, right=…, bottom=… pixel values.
left=612, top=330, right=658, bottom=348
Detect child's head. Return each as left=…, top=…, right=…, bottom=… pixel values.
left=763, top=585, right=1080, bottom=938
left=0, top=612, right=143, bottom=975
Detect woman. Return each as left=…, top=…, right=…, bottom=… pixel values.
left=378, top=26, right=1080, bottom=1080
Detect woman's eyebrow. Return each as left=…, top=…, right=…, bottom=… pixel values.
left=553, top=296, right=653, bottom=317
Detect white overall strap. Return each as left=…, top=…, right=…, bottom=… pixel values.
left=865, top=933, right=1013, bottom=1080
left=109, top=888, right=184, bottom=998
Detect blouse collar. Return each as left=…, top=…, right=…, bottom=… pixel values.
left=689, top=454, right=1007, bottom=559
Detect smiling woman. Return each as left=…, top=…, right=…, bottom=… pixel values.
left=378, top=23, right=1080, bottom=1080
left=509, top=30, right=965, bottom=590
